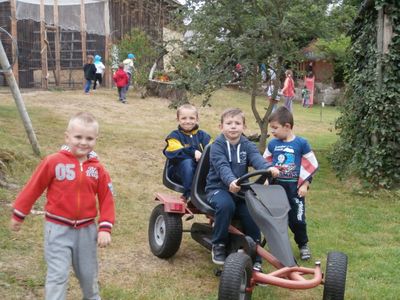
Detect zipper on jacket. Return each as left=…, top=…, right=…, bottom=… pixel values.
left=75, top=162, right=83, bottom=227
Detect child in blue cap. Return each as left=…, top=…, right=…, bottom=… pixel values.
left=123, top=53, right=136, bottom=92
left=93, top=55, right=105, bottom=90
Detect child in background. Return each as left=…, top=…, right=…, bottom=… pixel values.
left=123, top=53, right=136, bottom=91
left=263, top=106, right=318, bottom=260
left=10, top=112, right=115, bottom=299
left=113, top=63, right=129, bottom=104
left=163, top=104, right=211, bottom=202
left=205, top=108, right=279, bottom=266
left=301, top=86, right=310, bottom=108
left=93, top=55, right=106, bottom=90
left=83, top=55, right=97, bottom=94
left=266, top=80, right=282, bottom=113
left=282, top=69, right=295, bottom=112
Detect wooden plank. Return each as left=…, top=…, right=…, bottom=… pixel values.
left=104, top=0, right=111, bottom=87
left=80, top=0, right=87, bottom=64
left=10, top=0, right=18, bottom=84
left=40, top=0, right=48, bottom=89
left=54, top=0, right=61, bottom=86
left=383, top=13, right=393, bottom=54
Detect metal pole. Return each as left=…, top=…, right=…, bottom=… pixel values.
left=0, top=39, right=41, bottom=156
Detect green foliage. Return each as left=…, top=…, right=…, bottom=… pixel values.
left=316, top=35, right=351, bottom=82
left=114, top=28, right=160, bottom=87
left=331, top=2, right=400, bottom=188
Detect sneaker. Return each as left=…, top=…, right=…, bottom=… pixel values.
left=211, top=244, right=226, bottom=265
left=299, top=244, right=311, bottom=260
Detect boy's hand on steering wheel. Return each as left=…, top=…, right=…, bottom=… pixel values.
left=229, top=179, right=241, bottom=193
left=267, top=167, right=280, bottom=178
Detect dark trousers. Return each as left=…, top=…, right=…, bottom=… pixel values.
left=277, top=180, right=308, bottom=247
left=117, top=87, right=126, bottom=100
left=93, top=74, right=102, bottom=89
left=170, top=159, right=196, bottom=198
left=207, top=190, right=261, bottom=246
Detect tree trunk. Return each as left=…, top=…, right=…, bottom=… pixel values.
left=250, top=65, right=271, bottom=153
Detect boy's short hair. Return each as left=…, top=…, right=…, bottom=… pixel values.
left=87, top=55, right=94, bottom=62
left=67, top=112, right=99, bottom=134
left=177, top=104, right=198, bottom=118
left=268, top=106, right=294, bottom=128
left=220, top=108, right=245, bottom=125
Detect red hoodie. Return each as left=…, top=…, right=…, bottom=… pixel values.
left=12, top=147, right=115, bottom=233
left=113, top=68, right=129, bottom=88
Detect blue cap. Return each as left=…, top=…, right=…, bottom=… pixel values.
left=128, top=53, right=135, bottom=59
left=94, top=55, right=101, bottom=62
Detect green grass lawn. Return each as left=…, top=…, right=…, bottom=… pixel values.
left=0, top=88, right=399, bottom=299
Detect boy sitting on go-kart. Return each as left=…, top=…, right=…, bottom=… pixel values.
left=205, top=108, right=279, bottom=267
left=163, top=104, right=211, bottom=202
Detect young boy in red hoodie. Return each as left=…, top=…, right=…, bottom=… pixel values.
left=10, top=112, right=115, bottom=300
left=113, top=63, right=129, bottom=104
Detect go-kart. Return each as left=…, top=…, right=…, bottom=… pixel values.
left=148, top=145, right=348, bottom=299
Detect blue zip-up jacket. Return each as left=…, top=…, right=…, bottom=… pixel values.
left=205, top=134, right=272, bottom=196
left=163, top=125, right=211, bottom=164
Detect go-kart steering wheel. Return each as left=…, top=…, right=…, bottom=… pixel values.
left=236, top=169, right=272, bottom=187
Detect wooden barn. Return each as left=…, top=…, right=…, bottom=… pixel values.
left=0, top=0, right=181, bottom=88
left=297, top=40, right=334, bottom=84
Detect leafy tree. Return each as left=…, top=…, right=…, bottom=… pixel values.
left=330, top=1, right=400, bottom=188
left=114, top=28, right=160, bottom=87
left=172, top=0, right=333, bottom=152
left=315, top=34, right=351, bottom=83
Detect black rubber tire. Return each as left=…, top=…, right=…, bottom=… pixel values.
left=323, top=251, right=348, bottom=300
left=148, top=204, right=183, bottom=258
left=218, top=252, right=253, bottom=300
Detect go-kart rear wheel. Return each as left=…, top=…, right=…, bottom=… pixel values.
left=323, top=251, right=348, bottom=300
left=218, top=252, right=253, bottom=300
left=148, top=204, right=183, bottom=258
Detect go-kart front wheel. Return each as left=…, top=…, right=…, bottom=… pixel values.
left=148, top=204, right=183, bottom=258
left=323, top=251, right=348, bottom=300
left=218, top=252, right=253, bottom=300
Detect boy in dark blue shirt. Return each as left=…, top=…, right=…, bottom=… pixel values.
left=163, top=104, right=211, bottom=202
left=263, top=106, right=318, bottom=260
left=205, top=108, right=279, bottom=266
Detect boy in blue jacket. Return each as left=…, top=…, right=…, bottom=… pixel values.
left=163, top=104, right=211, bottom=202
left=205, top=108, right=279, bottom=266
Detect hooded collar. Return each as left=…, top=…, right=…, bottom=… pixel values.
left=217, top=134, right=244, bottom=163
left=60, top=145, right=98, bottom=160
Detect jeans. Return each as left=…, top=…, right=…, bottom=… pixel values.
left=207, top=190, right=260, bottom=246
left=170, top=159, right=197, bottom=198
left=284, top=96, right=294, bottom=112
left=125, top=73, right=132, bottom=92
left=118, top=87, right=127, bottom=100
left=84, top=79, right=92, bottom=93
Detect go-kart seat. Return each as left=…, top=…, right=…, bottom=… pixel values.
left=190, top=144, right=215, bottom=215
left=162, top=159, right=185, bottom=193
